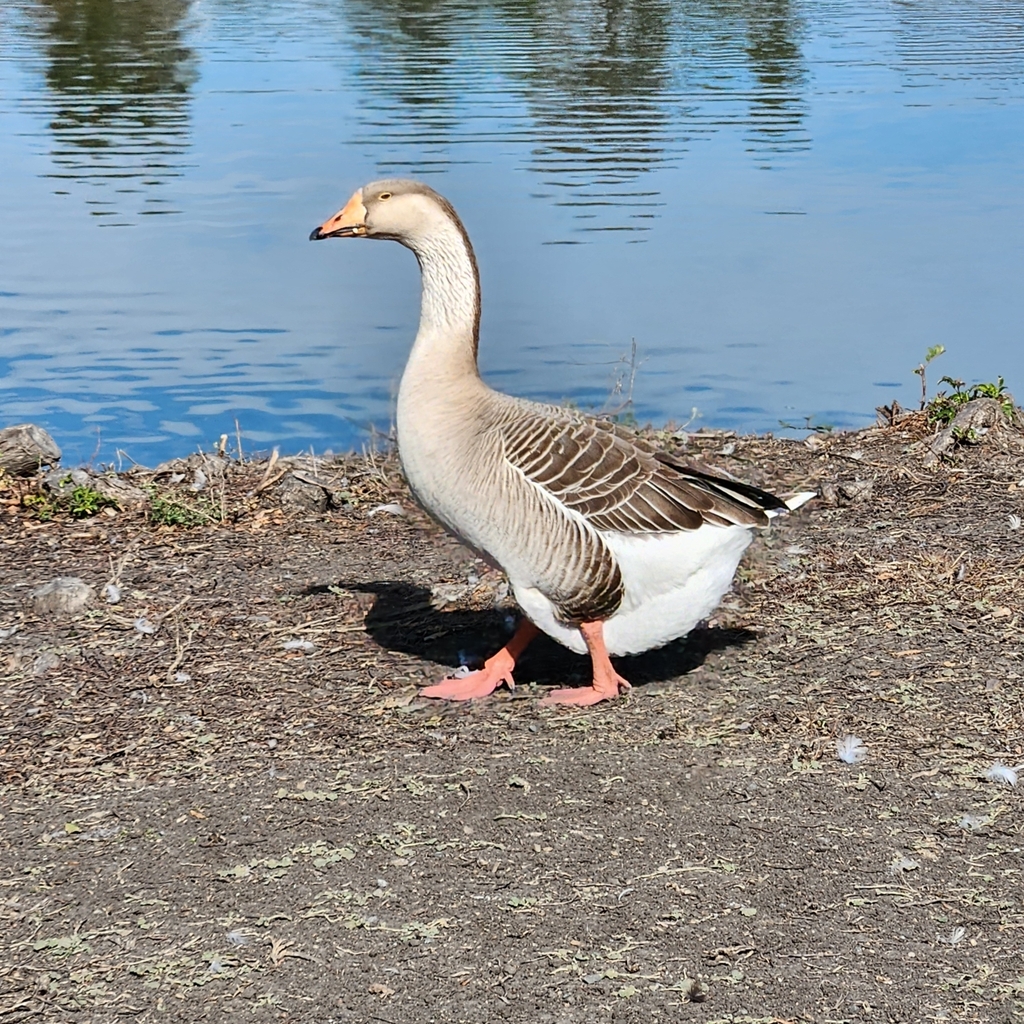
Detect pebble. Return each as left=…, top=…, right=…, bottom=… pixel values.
left=30, top=577, right=94, bottom=616
left=32, top=652, right=60, bottom=676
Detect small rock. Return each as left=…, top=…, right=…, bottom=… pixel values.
left=40, top=467, right=145, bottom=507
left=30, top=577, right=94, bottom=616
left=90, top=474, right=148, bottom=506
left=924, top=397, right=1011, bottom=467
left=821, top=478, right=874, bottom=505
left=32, top=651, right=60, bottom=676
left=42, top=467, right=89, bottom=498
left=839, top=478, right=874, bottom=502
left=279, top=472, right=328, bottom=512
left=0, top=423, right=62, bottom=476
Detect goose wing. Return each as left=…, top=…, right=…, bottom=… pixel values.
left=501, top=407, right=785, bottom=533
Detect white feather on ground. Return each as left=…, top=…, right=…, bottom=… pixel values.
left=984, top=763, right=1021, bottom=787
left=836, top=735, right=867, bottom=764
left=959, top=813, right=990, bottom=831
left=367, top=502, right=404, bottom=517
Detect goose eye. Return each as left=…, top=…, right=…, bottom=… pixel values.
left=378, top=192, right=392, bottom=201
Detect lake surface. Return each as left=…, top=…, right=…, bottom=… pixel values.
left=2, top=0, right=1023, bottom=466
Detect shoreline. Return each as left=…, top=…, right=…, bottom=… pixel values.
left=2, top=412, right=1023, bottom=1022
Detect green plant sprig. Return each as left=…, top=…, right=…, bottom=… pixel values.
left=926, top=375, right=1014, bottom=428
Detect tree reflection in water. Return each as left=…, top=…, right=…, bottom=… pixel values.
left=32, top=0, right=197, bottom=225
left=340, top=0, right=808, bottom=236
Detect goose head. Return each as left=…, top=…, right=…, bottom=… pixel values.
left=310, top=178, right=482, bottom=360
left=309, top=178, right=466, bottom=250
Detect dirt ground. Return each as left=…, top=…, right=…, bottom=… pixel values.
left=2, top=414, right=1023, bottom=1024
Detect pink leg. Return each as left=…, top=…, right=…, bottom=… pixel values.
left=420, top=621, right=539, bottom=700
left=541, top=620, right=631, bottom=707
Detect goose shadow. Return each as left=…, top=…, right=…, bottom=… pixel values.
left=307, top=580, right=754, bottom=690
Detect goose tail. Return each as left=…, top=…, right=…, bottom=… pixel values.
left=765, top=491, right=816, bottom=519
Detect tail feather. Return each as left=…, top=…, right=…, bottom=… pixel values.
left=766, top=491, right=816, bottom=519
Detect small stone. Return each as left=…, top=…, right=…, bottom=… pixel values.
left=32, top=651, right=60, bottom=676
left=0, top=423, right=62, bottom=476
left=279, top=472, right=328, bottom=512
left=838, top=478, right=874, bottom=503
left=31, top=577, right=94, bottom=616
left=90, top=474, right=148, bottom=506
left=821, top=478, right=875, bottom=505
left=42, top=468, right=86, bottom=498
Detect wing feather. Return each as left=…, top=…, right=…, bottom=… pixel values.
left=500, top=404, right=784, bottom=535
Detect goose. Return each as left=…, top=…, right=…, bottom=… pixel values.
left=311, top=180, right=809, bottom=706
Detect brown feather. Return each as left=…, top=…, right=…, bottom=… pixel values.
left=500, top=403, right=783, bottom=536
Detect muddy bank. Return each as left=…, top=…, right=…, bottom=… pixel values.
left=1, top=414, right=1023, bottom=1024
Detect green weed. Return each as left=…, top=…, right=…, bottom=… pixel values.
left=22, top=492, right=57, bottom=521
left=148, top=492, right=217, bottom=528
left=926, top=375, right=1015, bottom=427
left=913, top=344, right=946, bottom=409
left=22, top=478, right=116, bottom=520
left=68, top=484, right=115, bottom=518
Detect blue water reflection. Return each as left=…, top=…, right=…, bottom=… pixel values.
left=0, top=0, right=1022, bottom=466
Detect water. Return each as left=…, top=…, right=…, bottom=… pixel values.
left=2, top=0, right=1022, bottom=466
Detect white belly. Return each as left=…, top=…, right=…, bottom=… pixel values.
left=513, top=524, right=754, bottom=657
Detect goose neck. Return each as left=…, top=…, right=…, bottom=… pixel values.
left=402, top=215, right=481, bottom=384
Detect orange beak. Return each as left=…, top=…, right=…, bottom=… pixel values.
left=309, top=190, right=367, bottom=240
